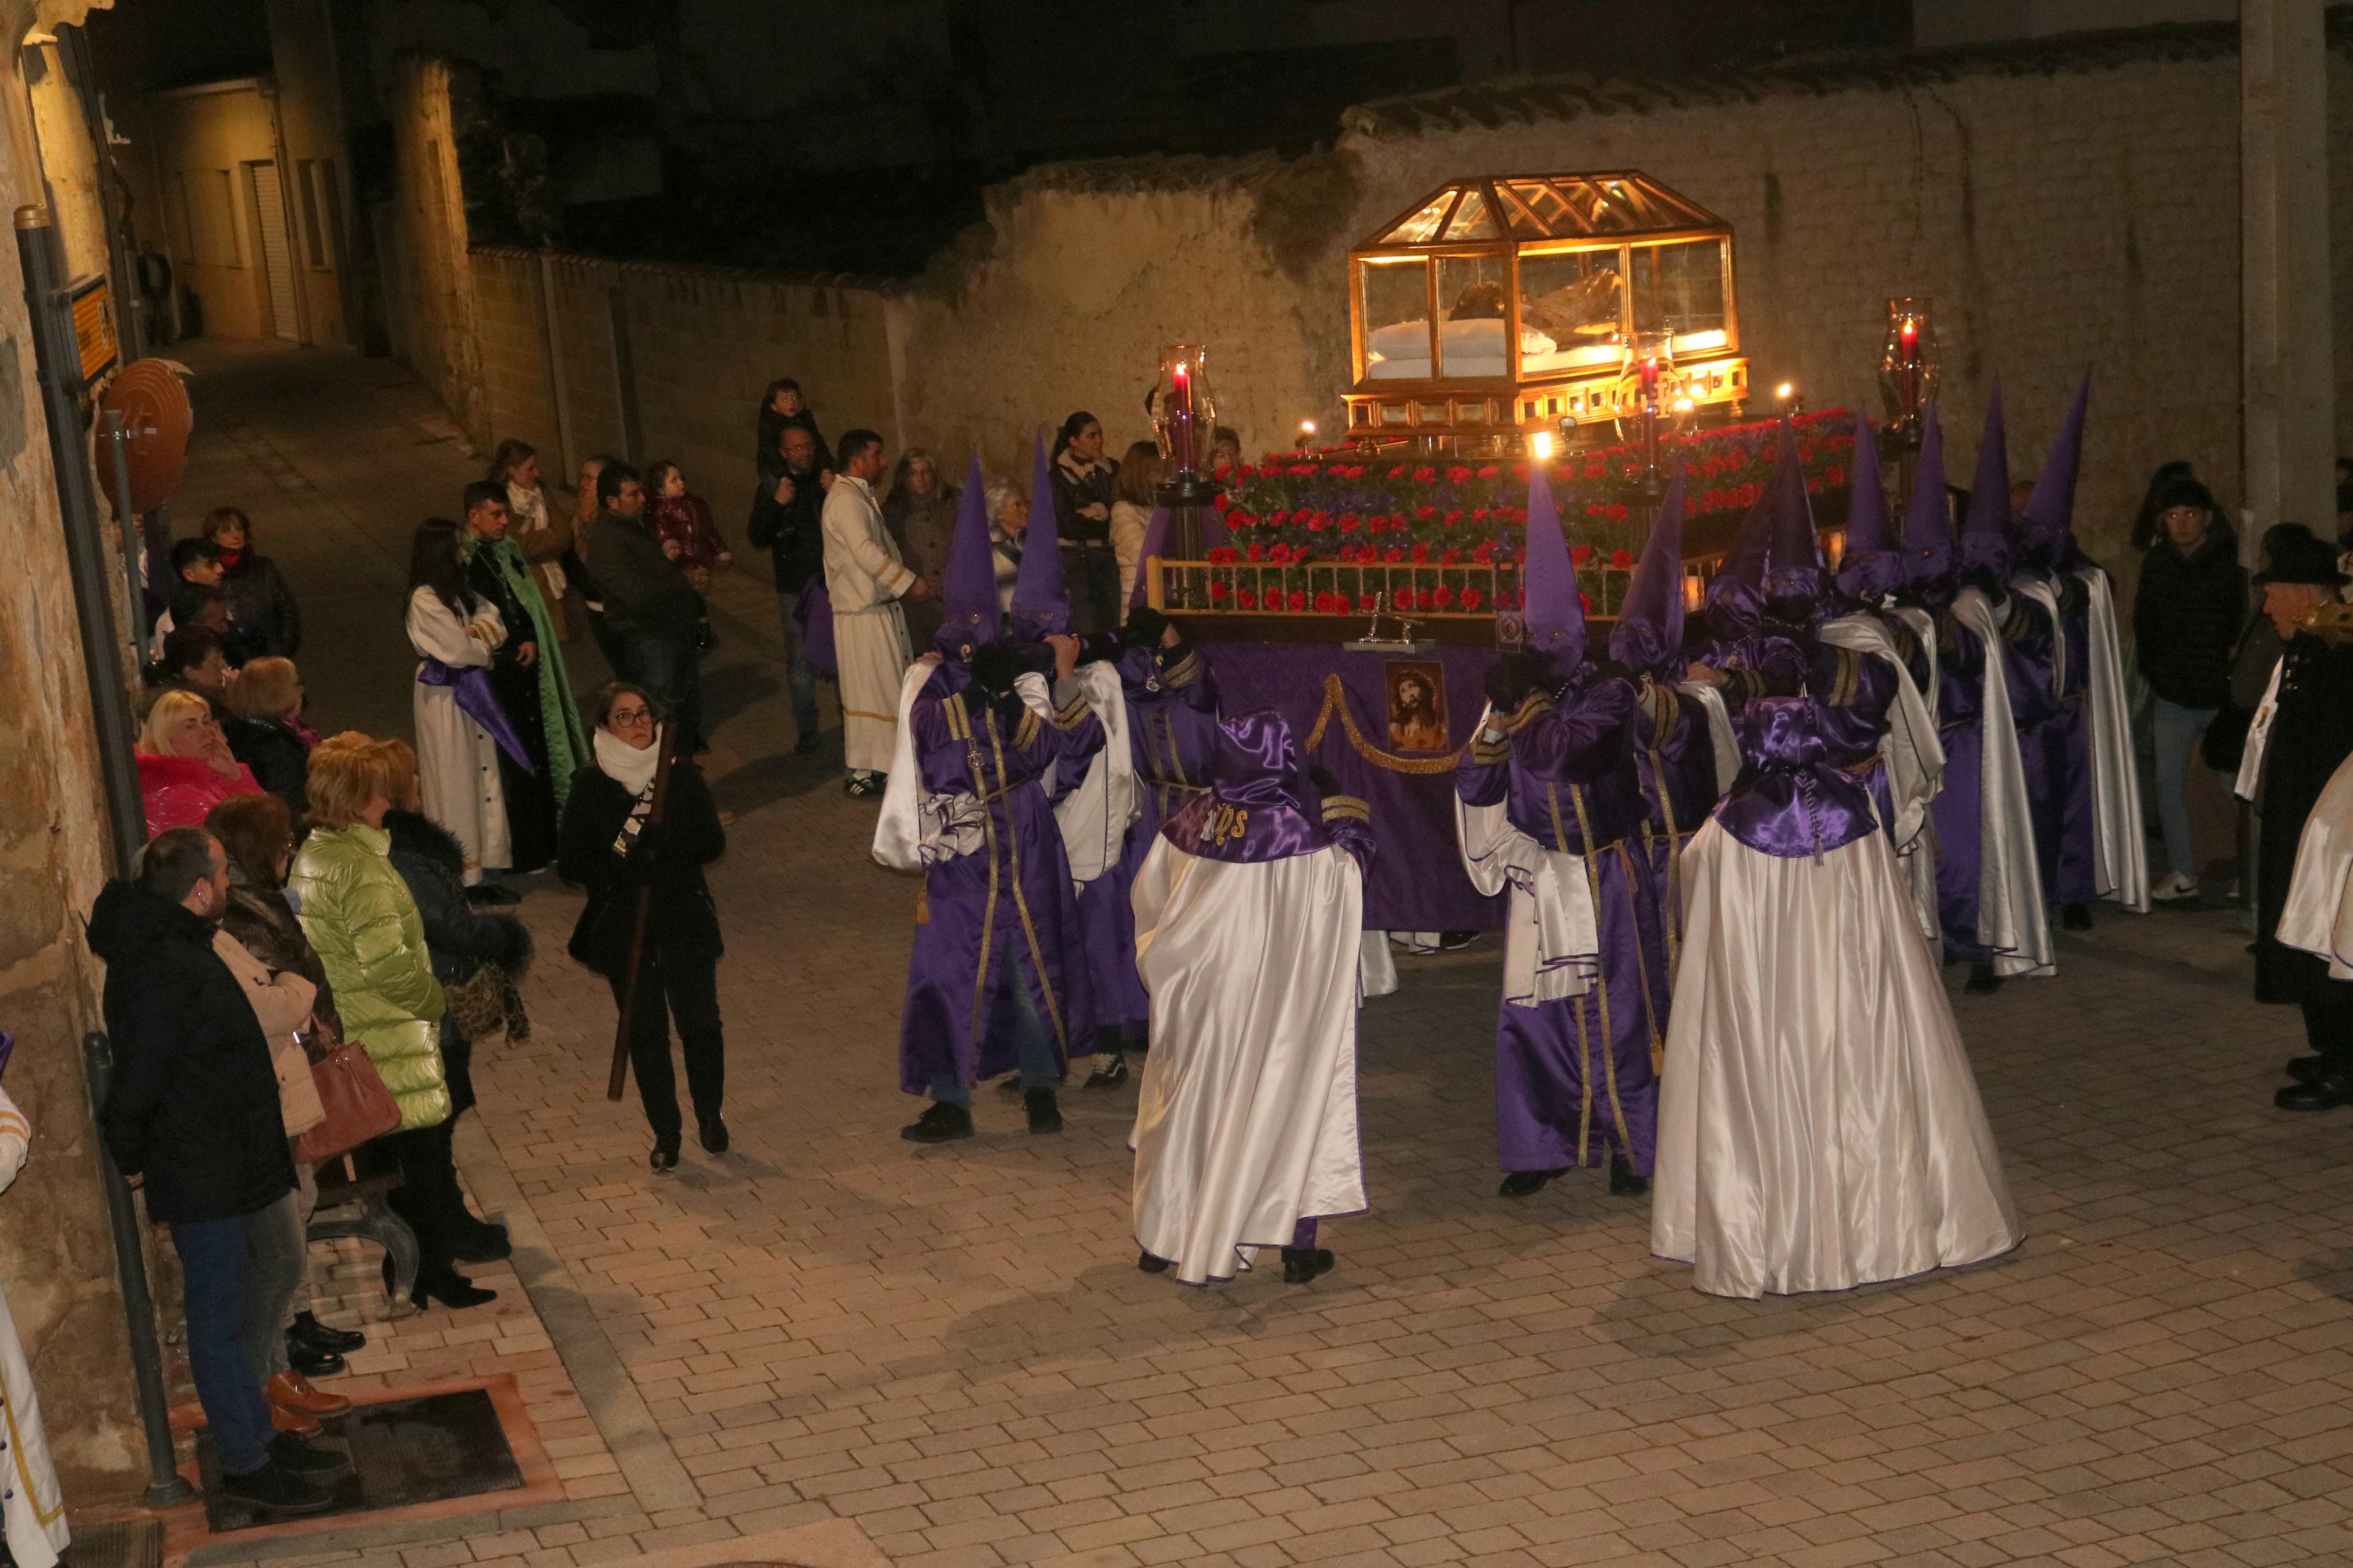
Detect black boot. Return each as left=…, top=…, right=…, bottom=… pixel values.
left=1609, top=1154, right=1650, bottom=1197
left=410, top=1267, right=497, bottom=1311
left=1026, top=1087, right=1063, bottom=1135
left=2287, top=1055, right=2327, bottom=1083
left=218, top=1459, right=333, bottom=1515
left=448, top=1221, right=510, bottom=1263
left=901, top=1101, right=974, bottom=1143
left=290, top=1311, right=367, bottom=1356
left=1965, top=962, right=2003, bottom=994
left=1281, top=1247, right=1336, bottom=1283
left=287, top=1343, right=346, bottom=1378
left=1497, top=1168, right=1568, bottom=1199
left=269, top=1431, right=352, bottom=1477
left=649, top=1139, right=680, bottom=1173
left=1137, top=1250, right=1172, bottom=1274
left=698, top=1114, right=730, bottom=1154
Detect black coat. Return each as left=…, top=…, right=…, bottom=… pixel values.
left=747, top=461, right=828, bottom=592
left=585, top=511, right=701, bottom=638
left=224, top=715, right=310, bottom=826
left=2134, top=529, right=2246, bottom=709
left=219, top=553, right=301, bottom=660
left=384, top=811, right=533, bottom=989
left=2256, top=630, right=2353, bottom=1001
left=558, top=760, right=725, bottom=977
left=90, top=881, right=296, bottom=1224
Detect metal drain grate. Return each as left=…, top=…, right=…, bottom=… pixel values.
left=61, top=1518, right=165, bottom=1568
left=194, top=1386, right=523, bottom=1534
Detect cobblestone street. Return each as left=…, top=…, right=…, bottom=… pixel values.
left=173, top=346, right=2353, bottom=1568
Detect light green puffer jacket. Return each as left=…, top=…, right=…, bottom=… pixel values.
left=289, top=824, right=451, bottom=1132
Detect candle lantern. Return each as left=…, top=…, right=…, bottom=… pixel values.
left=1631, top=328, right=1674, bottom=497
left=1878, top=297, right=1937, bottom=443
left=1154, top=342, right=1220, bottom=556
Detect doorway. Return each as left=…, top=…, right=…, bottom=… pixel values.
left=243, top=159, right=299, bottom=342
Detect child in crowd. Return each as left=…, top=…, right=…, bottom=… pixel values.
left=648, top=460, right=729, bottom=651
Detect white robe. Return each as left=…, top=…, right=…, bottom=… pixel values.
left=2078, top=566, right=2150, bottom=912
left=0, top=1088, right=68, bottom=1568
left=407, top=586, right=510, bottom=882
left=822, top=475, right=916, bottom=776
left=1953, top=588, right=2052, bottom=978
left=1652, top=819, right=2022, bottom=1299
left=2279, top=748, right=2353, bottom=979
left=1130, top=837, right=1366, bottom=1284
left=1820, top=610, right=1947, bottom=941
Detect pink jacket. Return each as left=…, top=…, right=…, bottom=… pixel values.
left=651, top=493, right=727, bottom=571
left=137, top=751, right=264, bottom=838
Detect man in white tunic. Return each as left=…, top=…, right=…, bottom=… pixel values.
left=407, top=519, right=517, bottom=883
left=1653, top=695, right=2021, bottom=1299
left=824, top=429, right=932, bottom=797
left=1130, top=712, right=1372, bottom=1286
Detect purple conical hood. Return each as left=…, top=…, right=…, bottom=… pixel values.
left=1836, top=413, right=1904, bottom=599
left=1725, top=464, right=1776, bottom=587
left=1762, top=424, right=1821, bottom=602
left=1901, top=402, right=1952, bottom=582
left=936, top=452, right=999, bottom=657
left=1010, top=430, right=1069, bottom=638
left=2021, top=374, right=2089, bottom=566
left=1958, top=385, right=2012, bottom=575
left=1128, top=504, right=1172, bottom=611
left=1609, top=470, right=1685, bottom=676
left=1521, top=461, right=1586, bottom=673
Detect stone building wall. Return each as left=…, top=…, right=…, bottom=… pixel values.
left=0, top=0, right=165, bottom=1512
left=385, top=54, right=482, bottom=450
left=445, top=24, right=2350, bottom=581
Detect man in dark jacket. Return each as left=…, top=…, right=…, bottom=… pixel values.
left=2133, top=477, right=2247, bottom=901
left=2251, top=538, right=2353, bottom=1110
left=747, top=424, right=830, bottom=752
left=90, top=828, right=336, bottom=1515
left=585, top=463, right=708, bottom=752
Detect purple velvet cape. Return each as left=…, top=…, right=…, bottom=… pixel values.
left=1457, top=674, right=1668, bottom=1175
left=1925, top=599, right=2043, bottom=964
left=2011, top=575, right=2098, bottom=906
left=1629, top=679, right=1719, bottom=957
left=1715, top=698, right=1880, bottom=857
left=897, top=664, right=1105, bottom=1093
left=1066, top=640, right=1220, bottom=1049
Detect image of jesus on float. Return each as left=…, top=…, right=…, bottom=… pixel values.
left=1651, top=692, right=2021, bottom=1300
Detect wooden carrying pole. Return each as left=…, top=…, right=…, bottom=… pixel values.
left=605, top=731, right=680, bottom=1101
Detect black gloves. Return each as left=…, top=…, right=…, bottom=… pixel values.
left=1124, top=606, right=1172, bottom=650
left=1484, top=650, right=1550, bottom=714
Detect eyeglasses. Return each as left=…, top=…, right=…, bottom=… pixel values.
left=608, top=707, right=654, bottom=726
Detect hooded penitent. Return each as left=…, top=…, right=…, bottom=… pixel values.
left=1762, top=424, right=1823, bottom=616
left=1011, top=430, right=1071, bottom=641
left=1607, top=471, right=1686, bottom=678
left=1702, top=441, right=1779, bottom=639
left=1521, top=458, right=1587, bottom=676
left=2018, top=375, right=2089, bottom=573
left=1835, top=413, right=1904, bottom=600
left=1958, top=385, right=2012, bottom=580
left=1902, top=403, right=1954, bottom=587
left=936, top=453, right=999, bottom=657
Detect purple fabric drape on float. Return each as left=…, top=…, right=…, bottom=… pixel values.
left=1203, top=644, right=1504, bottom=930
left=418, top=657, right=534, bottom=771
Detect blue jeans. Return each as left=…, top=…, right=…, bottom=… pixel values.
left=624, top=630, right=704, bottom=753
left=774, top=590, right=822, bottom=739
left=931, top=961, right=1060, bottom=1104
left=169, top=1208, right=278, bottom=1475
left=245, top=1189, right=306, bottom=1382
left=2152, top=697, right=2217, bottom=884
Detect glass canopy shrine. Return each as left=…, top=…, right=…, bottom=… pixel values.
left=1344, top=172, right=1748, bottom=445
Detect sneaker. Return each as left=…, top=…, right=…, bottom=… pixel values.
left=2150, top=872, right=2201, bottom=904
left=901, top=1101, right=974, bottom=1143
left=1083, top=1054, right=1129, bottom=1089
left=844, top=774, right=885, bottom=799
left=218, top=1459, right=334, bottom=1515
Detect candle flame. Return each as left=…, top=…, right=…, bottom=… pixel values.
left=1531, top=431, right=1553, bottom=461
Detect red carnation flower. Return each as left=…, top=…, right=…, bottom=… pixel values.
left=1478, top=464, right=1499, bottom=480
left=1471, top=506, right=1490, bottom=523
left=1209, top=580, right=1231, bottom=602
left=1237, top=465, right=1258, bottom=479
left=1393, top=587, right=1417, bottom=611
left=1580, top=592, right=1593, bottom=613
left=1607, top=504, right=1628, bottom=522
left=1211, top=492, right=1232, bottom=513
left=1237, top=587, right=1257, bottom=610
left=1340, top=511, right=1361, bottom=532
left=1472, top=543, right=1494, bottom=565
left=1414, top=465, right=1437, bottom=483
left=1360, top=593, right=1380, bottom=613
left=1446, top=466, right=1472, bottom=485
left=1610, top=548, right=1635, bottom=568
left=1411, top=542, right=1431, bottom=564
left=1443, top=547, right=1462, bottom=565
left=1584, top=461, right=1606, bottom=479
left=1388, top=466, right=1407, bottom=480
left=1384, top=546, right=1406, bottom=564
left=1247, top=542, right=1265, bottom=562
left=1417, top=504, right=1439, bottom=522
left=1443, top=509, right=1463, bottom=527
left=1286, top=591, right=1305, bottom=611
left=1571, top=545, right=1594, bottom=565
left=1431, top=584, right=1455, bottom=607
left=1460, top=587, right=1484, bottom=611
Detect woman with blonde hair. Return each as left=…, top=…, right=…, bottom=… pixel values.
left=223, top=656, right=314, bottom=824
left=488, top=439, right=571, bottom=640
left=137, top=688, right=262, bottom=838
left=1110, top=441, right=1162, bottom=616
left=289, top=734, right=493, bottom=1311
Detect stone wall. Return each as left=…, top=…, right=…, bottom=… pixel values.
left=0, top=0, right=164, bottom=1512
left=469, top=244, right=900, bottom=535
left=439, top=24, right=2352, bottom=584
left=385, top=54, right=481, bottom=450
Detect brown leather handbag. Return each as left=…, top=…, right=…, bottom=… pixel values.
left=294, top=1016, right=403, bottom=1164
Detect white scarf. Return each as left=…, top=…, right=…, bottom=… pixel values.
left=595, top=725, right=661, bottom=797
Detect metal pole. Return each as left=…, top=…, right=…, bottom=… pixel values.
left=15, top=205, right=145, bottom=872
left=81, top=1034, right=198, bottom=1506
left=103, top=411, right=145, bottom=662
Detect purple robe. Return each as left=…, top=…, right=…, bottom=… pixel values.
left=898, top=669, right=1105, bottom=1093
left=1459, top=676, right=1669, bottom=1175
left=1065, top=641, right=1219, bottom=1050
left=1928, top=601, right=2040, bottom=963
left=1630, top=680, right=1718, bottom=958
left=2000, top=591, right=2073, bottom=911
left=1804, top=636, right=1902, bottom=837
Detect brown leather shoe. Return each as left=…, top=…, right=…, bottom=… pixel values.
left=269, top=1402, right=322, bottom=1436
left=267, top=1370, right=352, bottom=1418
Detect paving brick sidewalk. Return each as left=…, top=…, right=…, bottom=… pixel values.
left=174, top=347, right=2353, bottom=1568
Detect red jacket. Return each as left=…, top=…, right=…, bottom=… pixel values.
left=138, top=751, right=263, bottom=838
left=650, top=493, right=726, bottom=571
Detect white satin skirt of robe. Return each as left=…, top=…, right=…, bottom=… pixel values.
left=414, top=680, right=510, bottom=881
left=2279, top=748, right=2353, bottom=978
left=1652, top=820, right=2022, bottom=1299
left=1130, top=840, right=1366, bottom=1284
left=836, top=603, right=913, bottom=776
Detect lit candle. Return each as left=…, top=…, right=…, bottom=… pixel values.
left=1169, top=358, right=1196, bottom=474
left=1638, top=352, right=1660, bottom=403
left=1531, top=430, right=1553, bottom=461
left=1683, top=573, right=1704, bottom=612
